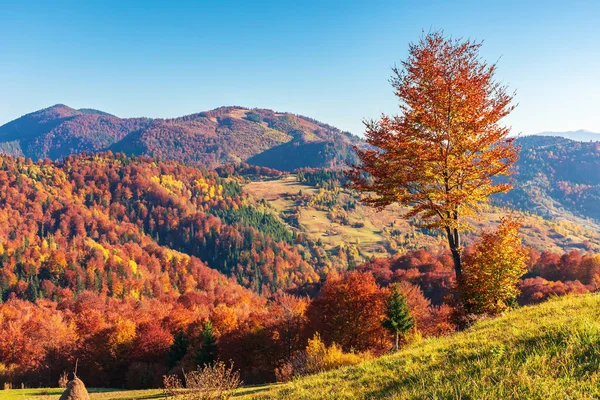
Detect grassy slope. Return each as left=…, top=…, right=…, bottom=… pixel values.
left=237, top=293, right=600, bottom=399
left=244, top=175, right=600, bottom=257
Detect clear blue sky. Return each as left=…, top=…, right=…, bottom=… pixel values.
left=1, top=0, right=599, bottom=136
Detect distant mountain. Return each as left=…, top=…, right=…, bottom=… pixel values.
left=496, top=135, right=600, bottom=222
left=531, top=129, right=600, bottom=142
left=0, top=104, right=362, bottom=171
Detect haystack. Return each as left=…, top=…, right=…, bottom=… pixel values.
left=59, top=373, right=90, bottom=400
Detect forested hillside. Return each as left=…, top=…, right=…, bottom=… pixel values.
left=2, top=107, right=600, bottom=393
left=499, top=136, right=600, bottom=221
left=0, top=105, right=361, bottom=171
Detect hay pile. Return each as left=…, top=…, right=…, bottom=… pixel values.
left=59, top=374, right=90, bottom=400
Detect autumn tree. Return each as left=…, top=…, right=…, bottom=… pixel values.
left=307, top=271, right=389, bottom=353
left=461, top=217, right=529, bottom=314
left=349, top=31, right=519, bottom=279
left=382, top=285, right=414, bottom=351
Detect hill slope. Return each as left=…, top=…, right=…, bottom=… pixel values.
left=500, top=136, right=600, bottom=222
left=244, top=173, right=600, bottom=260
left=0, top=105, right=362, bottom=171
left=239, top=293, right=600, bottom=399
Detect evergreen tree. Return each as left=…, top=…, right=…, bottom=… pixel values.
left=196, top=320, right=217, bottom=367
left=382, top=285, right=414, bottom=351
left=167, top=330, right=189, bottom=369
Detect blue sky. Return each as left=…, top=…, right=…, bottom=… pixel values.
left=1, top=0, right=599, bottom=136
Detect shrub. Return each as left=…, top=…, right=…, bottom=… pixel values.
left=162, top=374, right=183, bottom=399
left=292, top=333, right=370, bottom=376
left=274, top=361, right=294, bottom=383
left=183, top=361, right=242, bottom=400
left=58, top=371, right=69, bottom=388
left=461, top=217, right=530, bottom=314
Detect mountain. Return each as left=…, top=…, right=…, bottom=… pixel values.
left=498, top=136, right=600, bottom=222
left=237, top=293, right=600, bottom=399
left=532, top=129, right=600, bottom=142
left=0, top=105, right=362, bottom=171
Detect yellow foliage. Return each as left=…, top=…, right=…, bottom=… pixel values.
left=152, top=175, right=186, bottom=195
left=301, top=333, right=370, bottom=374
left=130, top=288, right=140, bottom=300
left=129, top=259, right=138, bottom=275
left=85, top=238, right=109, bottom=261
left=462, top=217, right=530, bottom=314
left=109, top=318, right=136, bottom=352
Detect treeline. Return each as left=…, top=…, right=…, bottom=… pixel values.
left=359, top=247, right=600, bottom=307
left=295, top=168, right=349, bottom=190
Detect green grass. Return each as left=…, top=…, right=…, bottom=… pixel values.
left=236, top=293, right=600, bottom=399
left=0, top=388, right=163, bottom=400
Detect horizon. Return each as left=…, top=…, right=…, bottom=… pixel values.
left=1, top=1, right=599, bottom=136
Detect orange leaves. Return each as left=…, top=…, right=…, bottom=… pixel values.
left=307, top=271, right=390, bottom=353
left=349, top=31, right=519, bottom=278
left=461, top=217, right=529, bottom=314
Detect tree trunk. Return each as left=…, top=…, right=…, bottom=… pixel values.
left=445, top=227, right=462, bottom=278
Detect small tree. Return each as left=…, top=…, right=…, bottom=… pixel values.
left=196, top=321, right=217, bottom=367
left=461, top=217, right=529, bottom=314
left=382, top=285, right=415, bottom=351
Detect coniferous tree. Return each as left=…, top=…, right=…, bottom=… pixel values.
left=382, top=285, right=414, bottom=351
left=167, top=330, right=189, bottom=369
left=196, top=320, right=217, bottom=367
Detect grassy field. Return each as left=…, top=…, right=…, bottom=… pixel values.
left=0, top=388, right=163, bottom=400
left=235, top=293, right=600, bottom=399
left=244, top=175, right=600, bottom=257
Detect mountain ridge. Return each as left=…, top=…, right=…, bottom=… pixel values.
left=0, top=104, right=362, bottom=171
left=530, top=129, right=600, bottom=142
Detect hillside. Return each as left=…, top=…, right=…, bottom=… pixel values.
left=238, top=293, right=600, bottom=399
left=500, top=136, right=600, bottom=222
left=244, top=172, right=600, bottom=260
left=0, top=152, right=346, bottom=387
left=1, top=153, right=599, bottom=390
left=0, top=105, right=362, bottom=171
